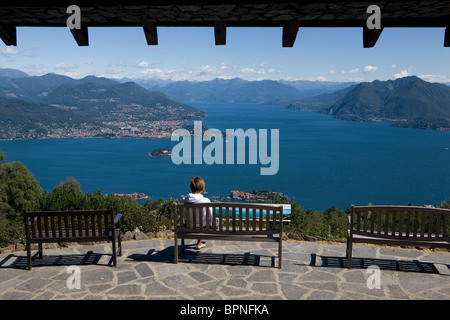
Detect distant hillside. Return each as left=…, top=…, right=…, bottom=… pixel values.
left=0, top=97, right=98, bottom=140
left=285, top=76, right=450, bottom=130
left=283, top=85, right=357, bottom=111
left=0, top=69, right=208, bottom=140
left=119, top=77, right=173, bottom=90
left=280, top=79, right=355, bottom=91
left=328, top=76, right=450, bottom=121
left=0, top=68, right=30, bottom=78
left=40, top=81, right=205, bottom=122
left=0, top=73, right=120, bottom=102
left=157, top=78, right=311, bottom=103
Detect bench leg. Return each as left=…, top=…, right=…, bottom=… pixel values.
left=112, top=237, right=117, bottom=267
left=118, top=234, right=122, bottom=257
left=26, top=241, right=32, bottom=270
left=278, top=239, right=282, bottom=269
left=38, top=243, right=43, bottom=259
left=181, top=239, right=185, bottom=255
left=174, top=233, right=178, bottom=264
left=346, top=239, right=352, bottom=269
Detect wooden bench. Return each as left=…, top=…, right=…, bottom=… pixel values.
left=346, top=205, right=450, bottom=269
left=23, top=207, right=122, bottom=270
left=173, top=202, right=284, bottom=268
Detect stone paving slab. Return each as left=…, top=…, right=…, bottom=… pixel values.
left=0, top=239, right=449, bottom=300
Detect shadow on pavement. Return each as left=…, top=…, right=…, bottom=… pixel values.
left=311, top=254, right=450, bottom=275
left=0, top=251, right=114, bottom=269
left=128, top=244, right=276, bottom=267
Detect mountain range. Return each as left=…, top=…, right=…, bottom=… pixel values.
left=285, top=76, right=450, bottom=130
left=0, top=69, right=205, bottom=139
left=148, top=77, right=356, bottom=103
left=0, top=68, right=449, bottom=137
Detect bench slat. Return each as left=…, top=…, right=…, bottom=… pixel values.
left=377, top=209, right=383, bottom=234
left=57, top=215, right=63, bottom=238
left=420, top=210, right=426, bottom=237
left=443, top=214, right=448, bottom=237
left=91, top=214, right=96, bottom=237
left=97, top=213, right=103, bottom=236
left=436, top=213, right=441, bottom=238
left=405, top=210, right=411, bottom=237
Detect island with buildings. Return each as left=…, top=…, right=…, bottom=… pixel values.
left=149, top=148, right=172, bottom=157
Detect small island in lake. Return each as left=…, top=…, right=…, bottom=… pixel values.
left=149, top=148, right=172, bottom=157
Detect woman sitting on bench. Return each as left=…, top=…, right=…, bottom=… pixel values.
left=182, top=176, right=212, bottom=249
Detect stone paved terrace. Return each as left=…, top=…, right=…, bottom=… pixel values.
left=0, top=239, right=449, bottom=300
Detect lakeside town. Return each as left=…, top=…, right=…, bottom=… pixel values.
left=0, top=120, right=186, bottom=141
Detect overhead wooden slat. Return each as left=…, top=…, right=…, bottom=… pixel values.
left=363, top=25, right=383, bottom=48
left=282, top=21, right=299, bottom=47
left=142, top=20, right=158, bottom=45
left=214, top=21, right=226, bottom=45
left=0, top=23, right=16, bottom=46
left=70, top=24, right=89, bottom=46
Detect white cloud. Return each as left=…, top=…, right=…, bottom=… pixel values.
left=309, top=76, right=327, bottom=81
left=55, top=63, right=77, bottom=70
left=348, top=68, right=359, bottom=74
left=137, top=61, right=281, bottom=81
left=349, top=77, right=365, bottom=82
left=363, top=65, right=378, bottom=73
left=394, top=69, right=409, bottom=79
left=391, top=64, right=397, bottom=69
left=60, top=71, right=89, bottom=79
left=138, top=61, right=151, bottom=68
left=418, top=74, right=450, bottom=83
left=22, top=64, right=44, bottom=71
left=240, top=67, right=256, bottom=74
left=199, top=62, right=229, bottom=75
left=329, top=69, right=335, bottom=74
left=140, top=68, right=176, bottom=80
left=0, top=47, right=19, bottom=57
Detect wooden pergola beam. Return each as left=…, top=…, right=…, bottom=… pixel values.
left=214, top=21, right=226, bottom=45
left=282, top=21, right=299, bottom=47
left=363, top=26, right=384, bottom=48
left=143, top=20, right=158, bottom=45
left=69, top=25, right=89, bottom=46
left=0, top=23, right=17, bottom=46
left=445, top=27, right=450, bottom=47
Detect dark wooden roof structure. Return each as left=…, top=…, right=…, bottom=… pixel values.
left=0, top=1, right=449, bottom=48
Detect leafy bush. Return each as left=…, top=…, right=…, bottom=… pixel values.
left=0, top=218, right=24, bottom=248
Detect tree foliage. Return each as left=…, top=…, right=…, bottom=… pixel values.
left=0, top=160, right=42, bottom=219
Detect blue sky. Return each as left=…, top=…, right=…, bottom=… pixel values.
left=0, top=26, right=449, bottom=83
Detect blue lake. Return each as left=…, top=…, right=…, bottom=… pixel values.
left=0, top=102, right=449, bottom=211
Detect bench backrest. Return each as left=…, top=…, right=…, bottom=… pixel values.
left=23, top=208, right=116, bottom=242
left=349, top=205, right=450, bottom=241
left=174, top=202, right=284, bottom=235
